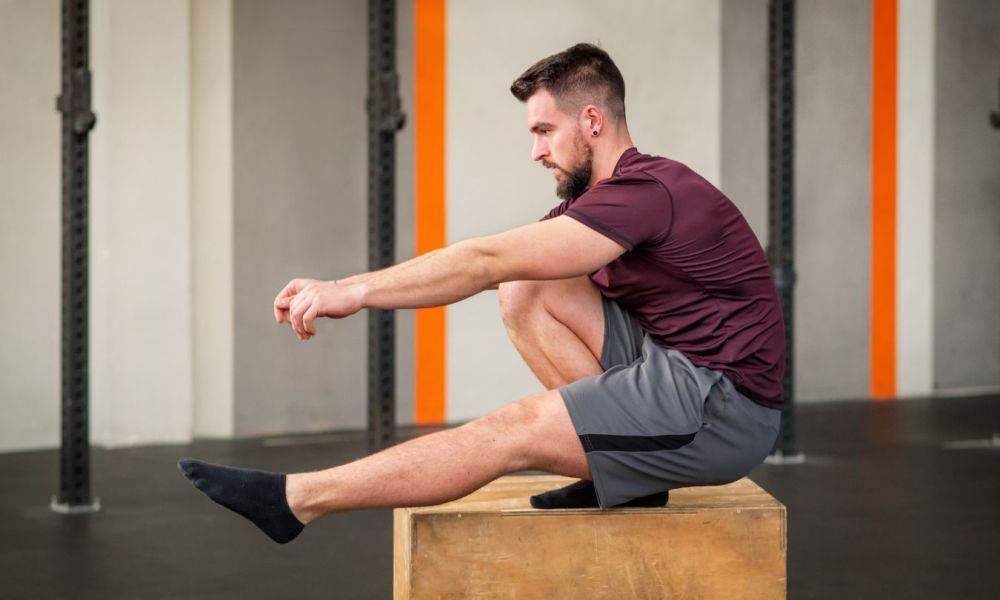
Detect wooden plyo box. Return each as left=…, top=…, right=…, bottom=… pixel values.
left=394, top=475, right=786, bottom=599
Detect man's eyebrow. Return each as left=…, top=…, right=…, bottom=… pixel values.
left=529, top=121, right=555, bottom=133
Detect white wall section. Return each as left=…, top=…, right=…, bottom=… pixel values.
left=0, top=0, right=61, bottom=452
left=191, top=0, right=235, bottom=437
left=89, top=0, right=194, bottom=447
left=896, top=0, right=935, bottom=396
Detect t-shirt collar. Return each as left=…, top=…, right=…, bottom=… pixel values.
left=612, top=147, right=639, bottom=176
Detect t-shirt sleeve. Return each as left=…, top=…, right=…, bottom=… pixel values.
left=563, top=176, right=672, bottom=250
left=539, top=199, right=571, bottom=222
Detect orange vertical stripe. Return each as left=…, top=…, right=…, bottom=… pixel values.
left=414, top=0, right=447, bottom=424
left=871, top=0, right=897, bottom=399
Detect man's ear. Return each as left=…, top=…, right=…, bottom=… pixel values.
left=582, top=104, right=603, bottom=135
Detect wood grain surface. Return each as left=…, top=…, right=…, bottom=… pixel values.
left=394, top=476, right=786, bottom=599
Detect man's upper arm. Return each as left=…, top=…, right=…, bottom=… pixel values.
left=475, top=215, right=626, bottom=282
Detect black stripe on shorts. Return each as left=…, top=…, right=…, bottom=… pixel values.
left=579, top=432, right=697, bottom=453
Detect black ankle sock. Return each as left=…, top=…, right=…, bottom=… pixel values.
left=530, top=479, right=598, bottom=509
left=617, top=489, right=669, bottom=508
left=178, top=458, right=304, bottom=544
left=530, top=479, right=669, bottom=509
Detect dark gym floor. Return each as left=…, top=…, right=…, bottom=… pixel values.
left=1, top=393, right=998, bottom=599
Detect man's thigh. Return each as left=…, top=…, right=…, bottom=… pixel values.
left=489, top=389, right=591, bottom=480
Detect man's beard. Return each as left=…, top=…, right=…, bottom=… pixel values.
left=551, top=132, right=593, bottom=201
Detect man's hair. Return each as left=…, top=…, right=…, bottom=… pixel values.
left=510, top=43, right=626, bottom=121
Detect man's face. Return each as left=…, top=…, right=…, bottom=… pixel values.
left=525, top=89, right=593, bottom=200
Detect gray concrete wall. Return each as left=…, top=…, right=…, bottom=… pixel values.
left=722, top=0, right=872, bottom=401
left=795, top=0, right=872, bottom=402
left=231, top=0, right=417, bottom=435
left=933, top=0, right=1000, bottom=390
left=721, top=0, right=769, bottom=240
left=395, top=0, right=417, bottom=426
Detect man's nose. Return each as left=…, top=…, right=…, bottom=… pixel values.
left=531, top=138, right=548, bottom=162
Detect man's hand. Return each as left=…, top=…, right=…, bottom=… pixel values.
left=273, top=278, right=365, bottom=340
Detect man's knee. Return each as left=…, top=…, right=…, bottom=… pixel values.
left=497, top=280, right=543, bottom=328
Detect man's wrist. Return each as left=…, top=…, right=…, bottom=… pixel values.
left=350, top=280, right=370, bottom=310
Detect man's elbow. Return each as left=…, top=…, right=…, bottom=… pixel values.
left=452, top=238, right=507, bottom=290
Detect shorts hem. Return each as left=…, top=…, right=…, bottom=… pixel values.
left=558, top=386, right=613, bottom=509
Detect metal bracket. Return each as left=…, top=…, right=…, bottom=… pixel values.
left=56, top=67, right=97, bottom=135
left=367, top=71, right=406, bottom=134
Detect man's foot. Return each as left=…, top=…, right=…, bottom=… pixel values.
left=530, top=479, right=669, bottom=509
left=178, top=458, right=304, bottom=544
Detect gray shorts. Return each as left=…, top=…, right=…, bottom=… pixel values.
left=560, top=296, right=781, bottom=508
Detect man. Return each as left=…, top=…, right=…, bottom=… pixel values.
left=179, top=43, right=785, bottom=544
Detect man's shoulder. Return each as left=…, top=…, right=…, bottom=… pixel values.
left=584, top=172, right=672, bottom=208
left=594, top=150, right=671, bottom=188
left=618, top=151, right=694, bottom=184
left=577, top=149, right=714, bottom=209
left=622, top=152, right=726, bottom=205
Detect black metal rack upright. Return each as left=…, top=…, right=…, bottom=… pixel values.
left=767, top=0, right=804, bottom=463
left=52, top=0, right=99, bottom=513
left=366, top=0, right=406, bottom=453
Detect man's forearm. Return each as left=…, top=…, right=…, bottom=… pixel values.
left=343, top=241, right=499, bottom=310
left=337, top=249, right=443, bottom=288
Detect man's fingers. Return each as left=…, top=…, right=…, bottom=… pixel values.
left=274, top=282, right=296, bottom=323
left=289, top=300, right=302, bottom=337
left=273, top=278, right=327, bottom=339
left=303, top=305, right=318, bottom=335
left=274, top=278, right=314, bottom=324
left=275, top=290, right=299, bottom=324
left=274, top=293, right=291, bottom=321
left=290, top=292, right=312, bottom=339
left=275, top=297, right=292, bottom=324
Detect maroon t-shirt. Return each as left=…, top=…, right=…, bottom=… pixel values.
left=542, top=148, right=786, bottom=408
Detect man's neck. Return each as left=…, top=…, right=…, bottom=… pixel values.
left=589, top=134, right=635, bottom=186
